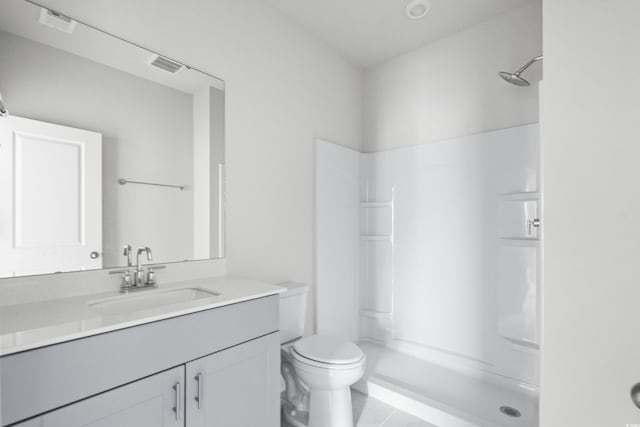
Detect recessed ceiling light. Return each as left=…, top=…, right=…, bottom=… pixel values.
left=405, top=0, right=431, bottom=20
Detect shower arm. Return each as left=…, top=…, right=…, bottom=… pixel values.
left=514, top=55, right=543, bottom=76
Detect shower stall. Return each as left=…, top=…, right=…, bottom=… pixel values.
left=315, top=124, right=540, bottom=427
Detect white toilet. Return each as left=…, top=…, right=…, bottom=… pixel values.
left=279, top=282, right=365, bottom=427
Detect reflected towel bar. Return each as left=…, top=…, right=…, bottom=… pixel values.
left=118, top=178, right=184, bottom=190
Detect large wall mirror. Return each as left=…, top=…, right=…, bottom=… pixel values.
left=0, top=0, right=226, bottom=278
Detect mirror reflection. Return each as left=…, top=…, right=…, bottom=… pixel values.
left=0, top=0, right=225, bottom=278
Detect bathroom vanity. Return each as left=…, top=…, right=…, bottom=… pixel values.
left=0, top=277, right=282, bottom=427
left=0, top=2, right=282, bottom=426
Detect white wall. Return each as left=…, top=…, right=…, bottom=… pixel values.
left=0, top=30, right=195, bottom=268
left=363, top=1, right=541, bottom=152
left=33, top=0, right=363, bottom=332
left=540, top=0, right=640, bottom=425
left=315, top=141, right=360, bottom=342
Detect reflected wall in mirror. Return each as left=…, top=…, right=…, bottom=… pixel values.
left=0, top=0, right=225, bottom=278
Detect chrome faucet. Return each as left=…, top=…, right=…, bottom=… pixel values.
left=135, top=246, right=152, bottom=287
left=110, top=246, right=165, bottom=293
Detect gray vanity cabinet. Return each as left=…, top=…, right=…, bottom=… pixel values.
left=185, top=333, right=280, bottom=426
left=14, top=366, right=184, bottom=427
left=13, top=334, right=280, bottom=427
left=3, top=295, right=280, bottom=427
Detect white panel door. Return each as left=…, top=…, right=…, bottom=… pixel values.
left=315, top=140, right=360, bottom=342
left=0, top=116, right=102, bottom=277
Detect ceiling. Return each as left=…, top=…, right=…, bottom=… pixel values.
left=263, top=0, right=537, bottom=68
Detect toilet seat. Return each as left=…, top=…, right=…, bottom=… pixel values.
left=292, top=335, right=365, bottom=370
left=292, top=349, right=364, bottom=370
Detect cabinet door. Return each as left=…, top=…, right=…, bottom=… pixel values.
left=15, top=366, right=185, bottom=427
left=186, top=332, right=280, bottom=427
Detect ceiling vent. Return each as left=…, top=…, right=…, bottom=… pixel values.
left=39, top=8, right=77, bottom=34
left=148, top=55, right=185, bottom=74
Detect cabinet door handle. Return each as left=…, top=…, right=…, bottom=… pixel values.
left=195, top=373, right=204, bottom=409
left=173, top=382, right=182, bottom=420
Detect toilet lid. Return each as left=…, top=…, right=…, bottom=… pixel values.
left=293, top=335, right=363, bottom=365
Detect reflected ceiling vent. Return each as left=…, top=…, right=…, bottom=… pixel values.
left=39, top=8, right=77, bottom=34
left=148, top=55, right=185, bottom=74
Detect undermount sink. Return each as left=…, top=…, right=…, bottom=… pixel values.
left=89, top=288, right=221, bottom=316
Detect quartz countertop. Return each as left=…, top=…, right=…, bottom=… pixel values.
left=0, top=276, right=284, bottom=356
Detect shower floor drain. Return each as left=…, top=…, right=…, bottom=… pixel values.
left=499, top=406, right=522, bottom=417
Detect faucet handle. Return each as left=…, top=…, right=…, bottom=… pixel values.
left=110, top=269, right=132, bottom=292
left=147, top=269, right=156, bottom=286
left=123, top=244, right=132, bottom=267
left=146, top=265, right=165, bottom=286
left=122, top=270, right=132, bottom=288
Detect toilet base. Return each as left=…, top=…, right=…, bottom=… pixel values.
left=282, top=400, right=309, bottom=427
left=308, top=387, right=354, bottom=427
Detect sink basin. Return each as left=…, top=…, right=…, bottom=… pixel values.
left=89, top=288, right=221, bottom=316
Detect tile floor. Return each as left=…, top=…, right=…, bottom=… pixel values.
left=282, top=390, right=435, bottom=427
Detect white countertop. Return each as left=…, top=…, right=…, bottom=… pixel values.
left=0, top=276, right=284, bottom=356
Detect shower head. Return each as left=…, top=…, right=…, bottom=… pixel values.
left=498, top=71, right=530, bottom=87
left=0, top=90, right=8, bottom=118
left=499, top=55, right=543, bottom=87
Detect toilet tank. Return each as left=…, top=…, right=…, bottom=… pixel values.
left=278, top=282, right=309, bottom=343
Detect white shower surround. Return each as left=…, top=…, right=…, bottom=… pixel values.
left=316, top=123, right=540, bottom=424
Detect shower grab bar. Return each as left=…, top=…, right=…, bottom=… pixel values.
left=118, top=178, right=184, bottom=190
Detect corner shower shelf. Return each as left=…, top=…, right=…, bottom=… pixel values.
left=360, top=201, right=393, bottom=208
left=360, top=235, right=392, bottom=242
left=502, top=336, right=540, bottom=352
left=360, top=309, right=392, bottom=319
left=500, top=237, right=539, bottom=247
left=500, top=191, right=540, bottom=201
